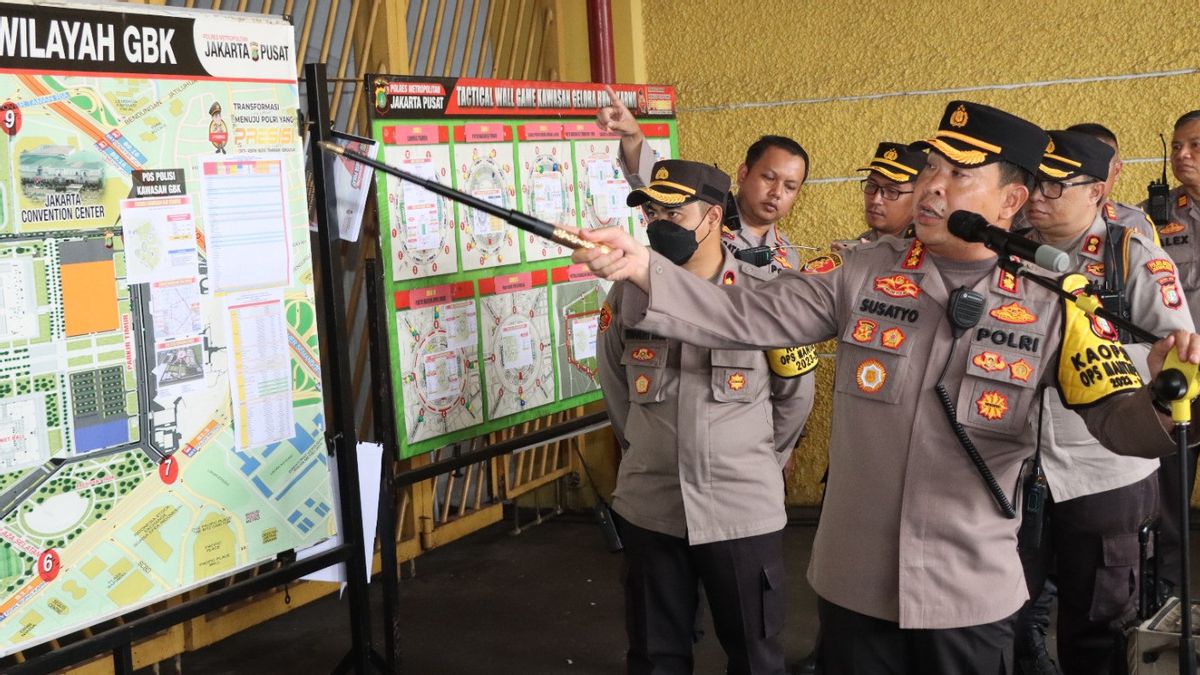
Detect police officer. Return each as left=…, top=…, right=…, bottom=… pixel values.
left=1065, top=122, right=1159, bottom=243
left=1141, top=109, right=1200, bottom=596
left=599, top=159, right=813, bottom=675
left=597, top=86, right=809, bottom=274
left=855, top=142, right=925, bottom=241
left=574, top=100, right=1200, bottom=675
left=1014, top=130, right=1177, bottom=675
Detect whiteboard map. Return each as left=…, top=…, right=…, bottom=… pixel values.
left=455, top=142, right=519, bottom=271
left=395, top=289, right=485, bottom=443
left=0, top=4, right=335, bottom=656
left=480, top=283, right=553, bottom=420
left=382, top=141, right=457, bottom=281
left=368, top=74, right=678, bottom=457
left=517, top=132, right=574, bottom=262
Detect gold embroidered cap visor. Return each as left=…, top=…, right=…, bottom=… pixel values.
left=1036, top=129, right=1114, bottom=182
left=627, top=158, right=732, bottom=208
left=909, top=100, right=1048, bottom=176
left=856, top=141, right=927, bottom=183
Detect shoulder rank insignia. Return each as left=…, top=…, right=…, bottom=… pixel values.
left=901, top=239, right=926, bottom=269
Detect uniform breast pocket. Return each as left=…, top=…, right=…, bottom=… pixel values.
left=955, top=373, right=1039, bottom=437
left=832, top=315, right=911, bottom=404
left=621, top=340, right=670, bottom=404
left=710, top=349, right=764, bottom=403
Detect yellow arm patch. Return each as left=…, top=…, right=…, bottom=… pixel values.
left=767, top=345, right=818, bottom=378
left=1056, top=273, right=1142, bottom=408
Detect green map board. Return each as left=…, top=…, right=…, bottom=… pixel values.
left=0, top=3, right=335, bottom=655
left=367, top=75, right=679, bottom=458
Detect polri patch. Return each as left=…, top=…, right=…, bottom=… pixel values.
left=800, top=254, right=842, bottom=275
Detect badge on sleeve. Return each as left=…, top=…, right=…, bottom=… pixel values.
left=598, top=302, right=612, bottom=333
left=1057, top=274, right=1142, bottom=408
left=800, top=254, right=842, bottom=275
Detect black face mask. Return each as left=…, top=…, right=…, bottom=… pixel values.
left=646, top=216, right=712, bottom=266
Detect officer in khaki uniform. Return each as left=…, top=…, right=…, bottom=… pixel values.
left=599, top=159, right=814, bottom=675
left=1141, top=109, right=1200, bottom=596
left=1064, top=122, right=1160, bottom=243
left=1013, top=130, right=1185, bottom=675
left=573, top=101, right=1200, bottom=675
left=854, top=142, right=925, bottom=242
left=597, top=87, right=809, bottom=275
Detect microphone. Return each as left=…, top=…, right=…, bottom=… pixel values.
left=948, top=210, right=1069, bottom=273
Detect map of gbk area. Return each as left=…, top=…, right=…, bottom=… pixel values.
left=0, top=69, right=336, bottom=655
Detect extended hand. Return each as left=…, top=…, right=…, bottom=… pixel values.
left=1148, top=330, right=1200, bottom=381
left=571, top=226, right=651, bottom=290
left=595, top=85, right=641, bottom=138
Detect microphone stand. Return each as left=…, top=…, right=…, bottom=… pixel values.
left=1000, top=258, right=1196, bottom=673
left=317, top=141, right=607, bottom=254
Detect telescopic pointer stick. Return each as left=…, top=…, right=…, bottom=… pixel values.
left=318, top=141, right=609, bottom=254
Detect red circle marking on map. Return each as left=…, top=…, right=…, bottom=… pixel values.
left=159, top=457, right=179, bottom=484
left=37, top=549, right=60, bottom=582
left=0, top=101, right=21, bottom=136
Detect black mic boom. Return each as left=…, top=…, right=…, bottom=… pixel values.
left=948, top=210, right=1069, bottom=273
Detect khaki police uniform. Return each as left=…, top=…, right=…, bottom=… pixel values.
left=600, top=159, right=815, bottom=675
left=1141, top=186, right=1200, bottom=591
left=612, top=231, right=1188, bottom=675
left=1016, top=212, right=1183, bottom=674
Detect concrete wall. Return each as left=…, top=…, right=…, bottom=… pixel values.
left=638, top=0, right=1200, bottom=504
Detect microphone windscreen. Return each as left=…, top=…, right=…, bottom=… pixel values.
left=947, top=210, right=989, bottom=242
left=1034, top=245, right=1070, bottom=273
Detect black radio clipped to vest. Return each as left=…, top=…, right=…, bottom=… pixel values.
left=1146, top=133, right=1172, bottom=227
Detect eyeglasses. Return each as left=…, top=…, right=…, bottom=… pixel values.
left=1035, top=178, right=1100, bottom=199
left=860, top=180, right=913, bottom=201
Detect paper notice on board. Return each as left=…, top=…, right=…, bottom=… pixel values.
left=224, top=288, right=294, bottom=450
left=120, top=196, right=199, bottom=284
left=499, top=320, right=534, bottom=369
left=533, top=173, right=564, bottom=222
left=569, top=316, right=599, bottom=360
left=443, top=299, right=477, bottom=350
left=150, top=277, right=203, bottom=341
left=401, top=159, right=442, bottom=251
left=200, top=155, right=292, bottom=292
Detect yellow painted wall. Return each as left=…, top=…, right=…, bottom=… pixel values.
left=633, top=0, right=1200, bottom=504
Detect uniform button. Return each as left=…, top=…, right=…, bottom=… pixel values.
left=654, top=265, right=663, bottom=274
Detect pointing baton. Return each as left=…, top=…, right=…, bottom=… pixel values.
left=317, top=141, right=608, bottom=253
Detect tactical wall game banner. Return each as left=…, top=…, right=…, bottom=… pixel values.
left=0, top=2, right=335, bottom=655
left=367, top=75, right=678, bottom=458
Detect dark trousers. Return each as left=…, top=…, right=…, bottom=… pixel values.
left=817, top=597, right=1016, bottom=675
left=1157, top=446, right=1198, bottom=590
left=1016, top=473, right=1159, bottom=675
left=616, top=514, right=786, bottom=675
